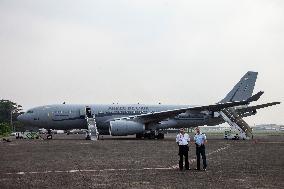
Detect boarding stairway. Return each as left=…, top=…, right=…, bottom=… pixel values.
left=220, top=108, right=253, bottom=139
left=86, top=115, right=99, bottom=141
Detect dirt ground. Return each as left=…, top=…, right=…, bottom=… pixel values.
left=0, top=133, right=283, bottom=189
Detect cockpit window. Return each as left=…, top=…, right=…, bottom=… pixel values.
left=27, top=110, right=34, bottom=114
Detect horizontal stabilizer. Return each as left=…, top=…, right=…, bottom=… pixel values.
left=247, top=91, right=264, bottom=102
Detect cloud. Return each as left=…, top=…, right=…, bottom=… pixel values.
left=0, top=0, right=283, bottom=124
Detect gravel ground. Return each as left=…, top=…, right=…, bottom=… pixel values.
left=0, top=133, right=283, bottom=189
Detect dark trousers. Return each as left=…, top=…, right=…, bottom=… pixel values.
left=178, top=145, right=189, bottom=170
left=196, top=145, right=207, bottom=169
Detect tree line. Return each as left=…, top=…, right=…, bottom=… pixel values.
left=0, top=99, right=24, bottom=136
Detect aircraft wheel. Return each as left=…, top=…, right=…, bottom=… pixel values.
left=157, top=133, right=164, bottom=139
left=149, top=133, right=155, bottom=140
left=136, top=133, right=143, bottom=139
left=47, top=134, right=52, bottom=140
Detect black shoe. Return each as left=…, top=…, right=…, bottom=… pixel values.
left=194, top=168, right=200, bottom=171
left=203, top=168, right=207, bottom=171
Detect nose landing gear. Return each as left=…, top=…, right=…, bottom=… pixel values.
left=136, top=131, right=165, bottom=140
left=46, top=129, right=52, bottom=140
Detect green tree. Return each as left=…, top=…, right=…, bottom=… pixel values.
left=0, top=99, right=24, bottom=132
left=0, top=122, right=11, bottom=136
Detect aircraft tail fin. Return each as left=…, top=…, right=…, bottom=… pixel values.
left=220, top=71, right=258, bottom=103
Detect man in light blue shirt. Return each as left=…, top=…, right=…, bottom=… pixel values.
left=194, top=127, right=207, bottom=171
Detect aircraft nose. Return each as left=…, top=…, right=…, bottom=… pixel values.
left=17, top=114, right=26, bottom=122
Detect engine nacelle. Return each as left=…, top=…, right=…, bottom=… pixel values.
left=109, top=120, right=145, bottom=136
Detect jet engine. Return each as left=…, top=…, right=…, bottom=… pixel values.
left=109, top=120, right=145, bottom=136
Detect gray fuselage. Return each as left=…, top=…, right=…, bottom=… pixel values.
left=19, top=104, right=223, bottom=134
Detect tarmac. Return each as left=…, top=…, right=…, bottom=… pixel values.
left=0, top=133, right=283, bottom=189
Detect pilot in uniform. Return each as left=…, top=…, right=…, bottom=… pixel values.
left=194, top=127, right=207, bottom=171
left=176, top=128, right=190, bottom=171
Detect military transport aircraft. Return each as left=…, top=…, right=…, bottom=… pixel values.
left=18, top=72, right=280, bottom=140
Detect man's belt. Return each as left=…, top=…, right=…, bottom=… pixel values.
left=195, top=143, right=205, bottom=147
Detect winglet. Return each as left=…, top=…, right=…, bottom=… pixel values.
left=247, top=91, right=264, bottom=102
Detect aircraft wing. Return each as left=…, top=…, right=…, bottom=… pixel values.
left=133, top=100, right=252, bottom=124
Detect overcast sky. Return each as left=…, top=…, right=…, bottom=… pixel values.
left=0, top=0, right=283, bottom=124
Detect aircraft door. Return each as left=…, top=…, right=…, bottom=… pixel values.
left=85, top=106, right=93, bottom=118
left=79, top=107, right=92, bottom=118
left=80, top=106, right=93, bottom=118
left=33, top=111, right=40, bottom=122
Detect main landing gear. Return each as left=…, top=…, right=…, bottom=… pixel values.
left=46, top=129, right=52, bottom=140
left=136, top=131, right=165, bottom=140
